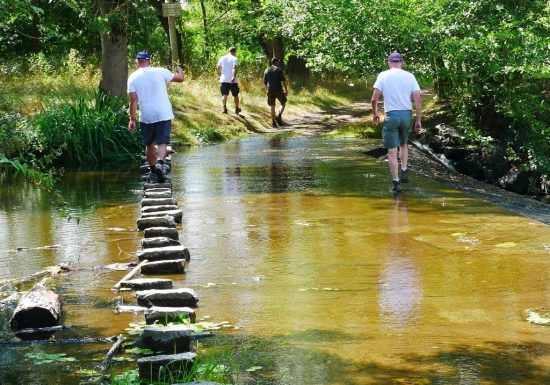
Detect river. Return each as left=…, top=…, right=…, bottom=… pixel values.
left=1, top=136, right=550, bottom=384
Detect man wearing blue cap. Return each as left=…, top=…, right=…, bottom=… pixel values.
left=371, top=52, right=422, bottom=193
left=128, top=51, right=184, bottom=183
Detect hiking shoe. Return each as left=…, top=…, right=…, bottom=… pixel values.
left=235, top=107, right=242, bottom=114
left=154, top=163, right=166, bottom=183
left=276, top=114, right=283, bottom=125
left=400, top=168, right=409, bottom=183
left=223, top=106, right=228, bottom=114
left=272, top=119, right=278, bottom=128
left=391, top=180, right=401, bottom=193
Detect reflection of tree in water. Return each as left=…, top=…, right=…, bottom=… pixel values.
left=379, top=194, right=422, bottom=327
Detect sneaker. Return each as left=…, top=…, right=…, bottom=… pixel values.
left=154, top=163, right=166, bottom=183
left=272, top=119, right=278, bottom=128
left=276, top=114, right=283, bottom=125
left=400, top=168, right=409, bottom=183
left=223, top=106, right=228, bottom=114
left=391, top=180, right=401, bottom=193
left=235, top=107, right=242, bottom=114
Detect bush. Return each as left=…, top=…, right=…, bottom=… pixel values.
left=35, top=92, right=143, bottom=165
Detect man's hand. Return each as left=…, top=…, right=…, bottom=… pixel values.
left=128, top=119, right=136, bottom=132
left=373, top=114, right=380, bottom=126
left=415, top=119, right=422, bottom=133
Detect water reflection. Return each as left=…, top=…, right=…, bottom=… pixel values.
left=379, top=195, right=422, bottom=328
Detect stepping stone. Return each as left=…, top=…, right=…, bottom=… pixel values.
left=142, top=197, right=177, bottom=207
left=137, top=352, right=195, bottom=381
left=141, top=205, right=179, bottom=214
left=143, top=187, right=172, bottom=194
left=144, top=227, right=179, bottom=241
left=140, top=259, right=185, bottom=275
left=144, top=190, right=171, bottom=199
left=137, top=246, right=187, bottom=262
left=143, top=182, right=172, bottom=190
left=120, top=278, right=173, bottom=291
left=141, top=237, right=181, bottom=249
left=137, top=215, right=176, bottom=231
left=138, top=325, right=192, bottom=353
left=145, top=306, right=196, bottom=324
left=136, top=288, right=199, bottom=308
left=141, top=209, right=182, bottom=223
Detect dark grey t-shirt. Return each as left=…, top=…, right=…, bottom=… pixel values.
left=263, top=65, right=286, bottom=92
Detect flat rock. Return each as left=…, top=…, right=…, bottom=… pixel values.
left=137, top=216, right=176, bottom=231
left=141, top=259, right=185, bottom=275
left=138, top=325, right=192, bottom=353
left=141, top=236, right=181, bottom=249
left=136, top=288, right=199, bottom=308
left=144, top=227, right=179, bottom=241
left=141, top=198, right=177, bottom=207
left=141, top=209, right=182, bottom=223
left=144, top=190, right=172, bottom=199
left=142, top=205, right=179, bottom=214
left=137, top=352, right=195, bottom=381
left=120, top=278, right=173, bottom=291
left=137, top=246, right=187, bottom=262
left=145, top=306, right=196, bottom=324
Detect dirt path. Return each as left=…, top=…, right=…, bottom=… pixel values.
left=275, top=100, right=550, bottom=225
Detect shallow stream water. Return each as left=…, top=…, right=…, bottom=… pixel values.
left=1, top=136, right=550, bottom=384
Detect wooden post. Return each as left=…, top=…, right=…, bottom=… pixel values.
left=112, top=259, right=149, bottom=292
left=163, top=0, right=181, bottom=67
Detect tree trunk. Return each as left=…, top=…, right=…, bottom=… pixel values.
left=200, top=0, right=209, bottom=60
left=259, top=36, right=285, bottom=68
left=147, top=0, right=184, bottom=64
left=99, top=0, right=128, bottom=98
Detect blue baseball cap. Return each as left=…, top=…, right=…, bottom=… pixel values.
left=388, top=52, right=404, bottom=62
left=136, top=51, right=150, bottom=60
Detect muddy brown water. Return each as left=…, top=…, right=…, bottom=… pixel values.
left=1, top=136, right=550, bottom=385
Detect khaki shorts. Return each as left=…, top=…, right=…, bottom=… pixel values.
left=382, top=110, right=412, bottom=148
left=267, top=90, right=287, bottom=106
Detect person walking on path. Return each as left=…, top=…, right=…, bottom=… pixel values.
left=128, top=50, right=184, bottom=183
left=217, top=47, right=241, bottom=114
left=263, top=57, right=288, bottom=128
left=371, top=52, right=422, bottom=193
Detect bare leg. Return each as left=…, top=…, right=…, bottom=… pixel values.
left=278, top=103, right=286, bottom=117
left=157, top=143, right=167, bottom=162
left=146, top=144, right=156, bottom=167
left=222, top=95, right=228, bottom=109
left=387, top=147, right=399, bottom=180
left=399, top=143, right=408, bottom=170
left=234, top=95, right=240, bottom=109
left=270, top=105, right=276, bottom=120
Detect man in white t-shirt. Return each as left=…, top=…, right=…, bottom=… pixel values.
left=217, top=47, right=241, bottom=114
left=371, top=52, right=422, bottom=193
left=128, top=51, right=184, bottom=183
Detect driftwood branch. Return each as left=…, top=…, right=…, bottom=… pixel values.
left=0, top=336, right=118, bottom=347
left=112, top=259, right=148, bottom=291
left=14, top=325, right=74, bottom=337
left=100, top=334, right=125, bottom=374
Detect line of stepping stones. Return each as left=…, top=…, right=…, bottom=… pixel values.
left=116, top=150, right=219, bottom=383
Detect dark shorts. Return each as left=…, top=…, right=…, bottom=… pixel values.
left=267, top=90, right=287, bottom=106
left=220, top=82, right=240, bottom=96
left=382, top=110, right=413, bottom=148
left=140, top=120, right=171, bottom=145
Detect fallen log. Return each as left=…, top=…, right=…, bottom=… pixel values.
left=100, top=334, right=125, bottom=375
left=14, top=325, right=74, bottom=337
left=9, top=283, right=61, bottom=331
left=112, top=259, right=149, bottom=292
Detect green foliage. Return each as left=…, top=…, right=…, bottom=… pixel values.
left=191, top=126, right=231, bottom=143
left=34, top=92, right=142, bottom=165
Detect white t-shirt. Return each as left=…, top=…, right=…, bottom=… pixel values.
left=217, top=54, right=238, bottom=83
left=373, top=68, right=420, bottom=112
left=127, top=67, right=175, bottom=123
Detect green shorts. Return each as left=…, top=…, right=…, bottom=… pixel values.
left=382, top=110, right=413, bottom=149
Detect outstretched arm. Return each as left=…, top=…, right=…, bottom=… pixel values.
left=171, top=66, right=185, bottom=83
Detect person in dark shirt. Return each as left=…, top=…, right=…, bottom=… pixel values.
left=263, top=57, right=288, bottom=127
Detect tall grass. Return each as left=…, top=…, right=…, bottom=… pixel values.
left=35, top=92, right=142, bottom=165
